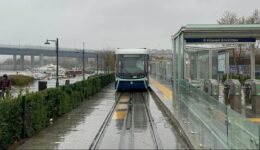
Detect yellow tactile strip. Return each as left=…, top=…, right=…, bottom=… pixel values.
left=248, top=118, right=260, bottom=123
left=112, top=111, right=127, bottom=120
left=112, top=94, right=129, bottom=120
left=149, top=78, right=173, bottom=100
left=120, top=95, right=129, bottom=103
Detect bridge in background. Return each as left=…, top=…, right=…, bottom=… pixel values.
left=0, top=44, right=97, bottom=70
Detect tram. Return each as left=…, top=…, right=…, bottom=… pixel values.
left=115, top=48, right=149, bottom=91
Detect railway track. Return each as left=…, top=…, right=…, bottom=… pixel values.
left=89, top=91, right=185, bottom=149
left=89, top=92, right=123, bottom=149
left=140, top=92, right=163, bottom=150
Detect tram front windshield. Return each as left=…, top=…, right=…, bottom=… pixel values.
left=117, top=54, right=146, bottom=77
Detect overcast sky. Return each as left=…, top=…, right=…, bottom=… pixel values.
left=0, top=0, right=259, bottom=50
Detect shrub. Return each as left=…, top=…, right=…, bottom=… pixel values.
left=0, top=98, right=22, bottom=148
left=222, top=73, right=250, bottom=85
left=0, top=73, right=114, bottom=149
left=23, top=92, right=48, bottom=137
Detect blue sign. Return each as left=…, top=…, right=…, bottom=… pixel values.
left=185, top=38, right=256, bottom=43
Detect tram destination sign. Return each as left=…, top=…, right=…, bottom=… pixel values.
left=185, top=38, right=256, bottom=43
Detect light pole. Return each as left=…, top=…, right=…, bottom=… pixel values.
left=44, top=38, right=59, bottom=87
left=83, top=42, right=85, bottom=80
left=96, top=53, right=99, bottom=75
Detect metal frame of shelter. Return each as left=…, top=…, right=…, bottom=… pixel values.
left=172, top=24, right=260, bottom=92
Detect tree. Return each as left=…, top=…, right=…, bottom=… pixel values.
left=96, top=49, right=115, bottom=74
left=218, top=9, right=260, bottom=24
left=247, top=9, right=260, bottom=24
left=217, top=11, right=238, bottom=24
left=102, top=50, right=115, bottom=73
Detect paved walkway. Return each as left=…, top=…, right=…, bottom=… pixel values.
left=17, top=84, right=116, bottom=149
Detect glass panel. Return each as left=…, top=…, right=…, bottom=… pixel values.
left=151, top=63, right=156, bottom=77
left=189, top=52, right=198, bottom=80
left=179, top=34, right=184, bottom=79
left=198, top=51, right=209, bottom=80
left=166, top=61, right=172, bottom=81
left=175, top=79, right=260, bottom=149
left=212, top=51, right=218, bottom=79
left=180, top=80, right=227, bottom=139
left=227, top=108, right=259, bottom=149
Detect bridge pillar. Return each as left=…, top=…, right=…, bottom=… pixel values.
left=13, top=55, right=17, bottom=70
left=20, top=55, right=24, bottom=70
left=31, top=55, right=35, bottom=69
left=40, top=54, right=44, bottom=66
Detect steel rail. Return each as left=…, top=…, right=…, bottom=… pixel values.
left=141, top=92, right=164, bottom=150
left=89, top=92, right=123, bottom=150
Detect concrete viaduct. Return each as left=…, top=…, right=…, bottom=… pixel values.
left=0, top=44, right=97, bottom=70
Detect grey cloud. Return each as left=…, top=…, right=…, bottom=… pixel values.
left=0, top=0, right=259, bottom=49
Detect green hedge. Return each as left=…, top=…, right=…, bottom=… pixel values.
left=0, top=73, right=114, bottom=149
left=222, top=74, right=250, bottom=85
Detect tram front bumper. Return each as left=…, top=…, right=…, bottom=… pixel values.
left=116, top=80, right=148, bottom=91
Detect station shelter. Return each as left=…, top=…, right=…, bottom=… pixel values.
left=171, top=24, right=260, bottom=149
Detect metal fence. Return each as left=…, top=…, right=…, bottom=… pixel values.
left=150, top=60, right=172, bottom=82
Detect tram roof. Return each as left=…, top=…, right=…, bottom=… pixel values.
left=115, top=48, right=148, bottom=54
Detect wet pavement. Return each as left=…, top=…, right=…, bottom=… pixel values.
left=17, top=84, right=115, bottom=149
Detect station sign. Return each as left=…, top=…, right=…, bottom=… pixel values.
left=218, top=53, right=226, bottom=73
left=185, top=38, right=256, bottom=43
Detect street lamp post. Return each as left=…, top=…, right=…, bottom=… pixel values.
left=44, top=38, right=59, bottom=87
left=96, top=53, right=99, bottom=75
left=83, top=42, right=85, bottom=80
